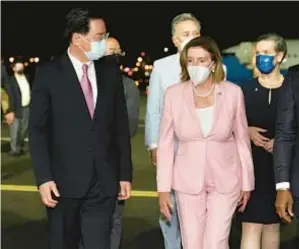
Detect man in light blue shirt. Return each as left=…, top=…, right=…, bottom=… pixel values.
left=145, top=13, right=201, bottom=249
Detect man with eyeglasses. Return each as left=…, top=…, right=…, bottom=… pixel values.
left=105, top=36, right=140, bottom=249
left=29, top=8, right=132, bottom=249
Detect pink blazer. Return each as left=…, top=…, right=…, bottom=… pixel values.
left=157, top=81, right=255, bottom=194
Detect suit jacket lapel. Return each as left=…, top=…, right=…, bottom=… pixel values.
left=209, top=82, right=226, bottom=136
left=93, top=58, right=106, bottom=119
left=185, top=83, right=204, bottom=137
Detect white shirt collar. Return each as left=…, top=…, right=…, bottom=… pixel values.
left=67, top=47, right=93, bottom=68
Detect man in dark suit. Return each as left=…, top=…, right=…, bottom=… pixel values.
left=273, top=66, right=299, bottom=247
left=8, top=61, right=31, bottom=156
left=29, top=8, right=133, bottom=249
left=105, top=36, right=140, bottom=249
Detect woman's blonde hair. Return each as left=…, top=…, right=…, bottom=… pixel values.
left=180, top=36, right=225, bottom=83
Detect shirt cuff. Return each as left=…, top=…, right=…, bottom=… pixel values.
left=148, top=143, right=158, bottom=150
left=276, top=182, right=290, bottom=190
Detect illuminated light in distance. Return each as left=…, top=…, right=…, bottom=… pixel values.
left=9, top=57, right=14, bottom=63
left=133, top=67, right=139, bottom=72
left=135, top=81, right=139, bottom=86
left=164, top=47, right=169, bottom=52
left=128, top=71, right=133, bottom=76
left=136, top=62, right=141, bottom=67
left=141, top=52, right=146, bottom=57
left=137, top=57, right=142, bottom=62
left=29, top=58, right=34, bottom=63
left=24, top=62, right=29, bottom=67
left=144, top=65, right=149, bottom=70
left=145, top=71, right=150, bottom=77
left=34, top=57, right=39, bottom=63
left=124, top=67, right=130, bottom=72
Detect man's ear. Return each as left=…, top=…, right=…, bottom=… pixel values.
left=172, top=36, right=179, bottom=49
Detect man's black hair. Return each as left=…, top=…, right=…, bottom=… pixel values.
left=64, top=8, right=103, bottom=43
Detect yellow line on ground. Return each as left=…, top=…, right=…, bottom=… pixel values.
left=1, top=184, right=158, bottom=197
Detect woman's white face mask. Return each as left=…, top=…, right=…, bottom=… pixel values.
left=187, top=62, right=214, bottom=86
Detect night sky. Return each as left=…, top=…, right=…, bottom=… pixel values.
left=2, top=1, right=299, bottom=67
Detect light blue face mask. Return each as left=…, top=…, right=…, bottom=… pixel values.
left=81, top=34, right=108, bottom=61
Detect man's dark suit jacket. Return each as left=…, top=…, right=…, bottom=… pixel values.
left=9, top=74, right=31, bottom=118
left=274, top=69, right=299, bottom=197
left=29, top=54, right=133, bottom=198
left=1, top=64, right=14, bottom=114
left=122, top=75, right=140, bottom=137
left=288, top=64, right=299, bottom=74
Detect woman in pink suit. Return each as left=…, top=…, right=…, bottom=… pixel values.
left=157, top=36, right=255, bottom=249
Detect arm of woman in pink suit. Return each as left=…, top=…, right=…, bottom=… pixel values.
left=157, top=88, right=175, bottom=192
left=157, top=88, right=175, bottom=220
left=233, top=87, right=255, bottom=192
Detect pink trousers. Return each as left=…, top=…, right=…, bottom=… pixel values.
left=175, top=165, right=240, bottom=249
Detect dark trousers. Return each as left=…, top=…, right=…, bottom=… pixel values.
left=46, top=174, right=116, bottom=249
left=110, top=200, right=125, bottom=249
left=9, top=107, right=29, bottom=153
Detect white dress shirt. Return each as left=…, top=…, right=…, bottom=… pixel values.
left=196, top=105, right=214, bottom=137
left=67, top=48, right=98, bottom=107
left=276, top=182, right=290, bottom=190
left=15, top=74, right=31, bottom=107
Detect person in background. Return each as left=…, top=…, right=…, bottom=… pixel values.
left=8, top=61, right=31, bottom=156
left=238, top=33, right=287, bottom=249
left=157, top=36, right=254, bottom=249
left=29, top=8, right=132, bottom=249
left=273, top=66, right=299, bottom=248
left=145, top=13, right=201, bottom=249
left=105, top=36, right=140, bottom=249
left=106, top=37, right=140, bottom=137
left=1, top=60, right=15, bottom=126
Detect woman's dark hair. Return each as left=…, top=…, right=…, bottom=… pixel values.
left=64, top=8, right=103, bottom=43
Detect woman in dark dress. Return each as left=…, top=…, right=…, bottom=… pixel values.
left=238, top=33, right=287, bottom=249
